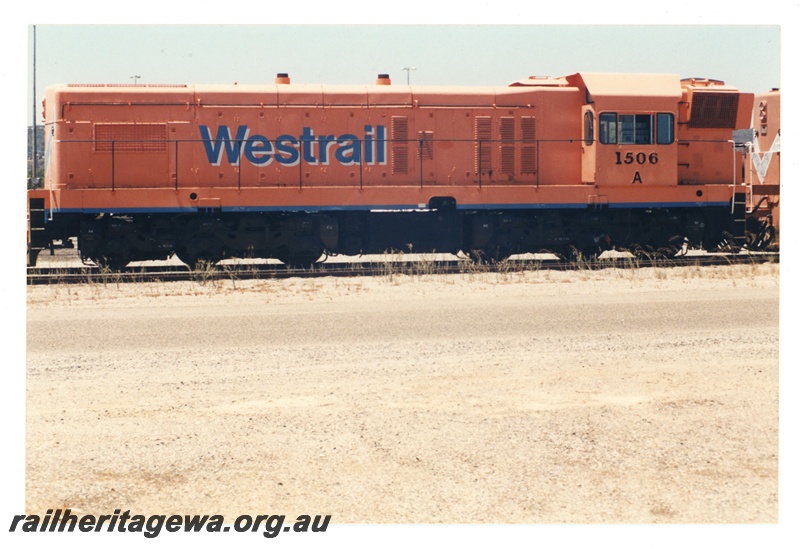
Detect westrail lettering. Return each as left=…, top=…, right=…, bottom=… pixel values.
left=200, top=125, right=388, bottom=168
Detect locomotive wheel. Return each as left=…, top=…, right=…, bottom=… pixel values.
left=629, top=244, right=650, bottom=260
left=467, top=245, right=510, bottom=264
left=563, top=245, right=599, bottom=263
left=714, top=232, right=742, bottom=253
left=631, top=244, right=674, bottom=262
left=91, top=255, right=130, bottom=271
left=276, top=250, right=323, bottom=269
left=467, top=249, right=490, bottom=264
left=748, top=223, right=775, bottom=250
left=89, top=238, right=131, bottom=270
left=274, top=237, right=324, bottom=268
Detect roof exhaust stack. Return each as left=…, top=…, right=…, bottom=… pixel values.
left=376, top=73, right=391, bottom=85
left=275, top=73, right=291, bottom=84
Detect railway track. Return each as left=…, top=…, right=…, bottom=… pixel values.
left=27, top=252, right=779, bottom=285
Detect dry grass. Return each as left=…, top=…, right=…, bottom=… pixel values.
left=27, top=262, right=779, bottom=309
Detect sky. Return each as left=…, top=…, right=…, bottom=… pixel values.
left=25, top=24, right=780, bottom=125
left=5, top=3, right=799, bottom=548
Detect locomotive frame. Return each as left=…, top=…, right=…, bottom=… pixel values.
left=27, top=72, right=779, bottom=268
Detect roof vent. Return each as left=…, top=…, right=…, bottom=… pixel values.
left=376, top=74, right=391, bottom=85
left=275, top=73, right=291, bottom=84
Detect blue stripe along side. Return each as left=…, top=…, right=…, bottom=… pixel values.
left=45, top=201, right=730, bottom=215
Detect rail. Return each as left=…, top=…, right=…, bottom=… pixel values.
left=52, top=135, right=746, bottom=193
left=27, top=251, right=780, bottom=285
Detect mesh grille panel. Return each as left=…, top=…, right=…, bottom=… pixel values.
left=689, top=92, right=739, bottom=129
left=499, top=117, right=515, bottom=174
left=95, top=124, right=167, bottom=152
left=474, top=116, right=492, bottom=173
left=391, top=116, right=409, bottom=174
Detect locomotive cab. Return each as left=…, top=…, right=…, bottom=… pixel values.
left=575, top=73, right=681, bottom=188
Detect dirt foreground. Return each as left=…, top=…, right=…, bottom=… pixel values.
left=25, top=263, right=779, bottom=525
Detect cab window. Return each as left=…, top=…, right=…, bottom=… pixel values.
left=600, top=112, right=674, bottom=145
left=619, top=114, right=653, bottom=144
left=599, top=113, right=617, bottom=144
left=584, top=111, right=594, bottom=146
left=656, top=113, right=674, bottom=144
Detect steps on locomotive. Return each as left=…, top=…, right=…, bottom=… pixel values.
left=731, top=192, right=748, bottom=246
left=27, top=198, right=47, bottom=266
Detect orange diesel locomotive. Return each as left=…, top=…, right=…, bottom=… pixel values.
left=27, top=72, right=777, bottom=268
left=740, top=88, right=780, bottom=248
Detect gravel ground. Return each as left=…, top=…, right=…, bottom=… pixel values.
left=25, top=263, right=779, bottom=525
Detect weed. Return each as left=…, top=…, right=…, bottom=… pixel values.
left=379, top=249, right=405, bottom=282
left=222, top=264, right=239, bottom=290
left=190, top=260, right=219, bottom=288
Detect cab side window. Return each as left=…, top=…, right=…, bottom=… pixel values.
left=599, top=113, right=617, bottom=144
left=600, top=112, right=674, bottom=145
left=584, top=111, right=594, bottom=146
left=656, top=113, right=674, bottom=144
left=619, top=114, right=653, bottom=144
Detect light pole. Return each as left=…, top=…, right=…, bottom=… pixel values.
left=402, top=67, right=416, bottom=85
left=32, top=25, right=37, bottom=186
left=130, top=75, right=141, bottom=85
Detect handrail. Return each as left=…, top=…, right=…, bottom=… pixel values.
left=63, top=136, right=738, bottom=191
